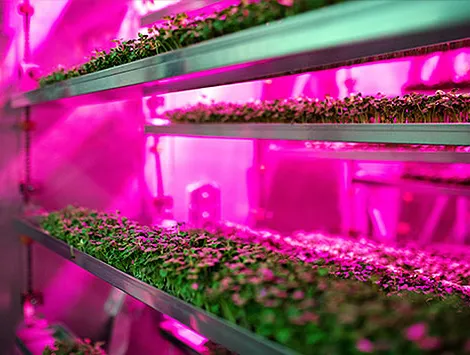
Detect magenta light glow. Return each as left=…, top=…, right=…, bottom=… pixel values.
left=160, top=316, right=208, bottom=353
left=5, top=4, right=469, bottom=355
left=147, top=118, right=170, bottom=126
left=139, top=43, right=469, bottom=239
left=16, top=318, right=56, bottom=355
left=23, top=299, right=36, bottom=324
left=144, top=135, right=253, bottom=225
left=28, top=0, right=69, bottom=52
left=371, top=208, right=387, bottom=239
left=134, top=0, right=179, bottom=17
left=138, top=0, right=240, bottom=26
left=15, top=5, right=470, bottom=342
left=145, top=135, right=158, bottom=199
left=146, top=59, right=267, bottom=92
left=38, top=260, right=96, bottom=324
left=454, top=50, right=470, bottom=80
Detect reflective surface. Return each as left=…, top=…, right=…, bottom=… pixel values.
left=11, top=0, right=470, bottom=108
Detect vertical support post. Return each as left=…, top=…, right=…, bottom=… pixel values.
left=18, top=0, right=40, bottom=316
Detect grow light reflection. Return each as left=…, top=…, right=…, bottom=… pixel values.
left=16, top=320, right=56, bottom=355
left=134, top=0, right=179, bottom=16
left=420, top=55, right=440, bottom=82
left=160, top=316, right=208, bottom=353
left=146, top=59, right=266, bottom=92
left=371, top=208, right=388, bottom=239
left=268, top=143, right=280, bottom=151
left=148, top=118, right=170, bottom=126
left=454, top=51, right=470, bottom=78
left=23, top=299, right=35, bottom=323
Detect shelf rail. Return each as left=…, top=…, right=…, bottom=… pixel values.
left=145, top=123, right=470, bottom=163
left=14, top=219, right=298, bottom=355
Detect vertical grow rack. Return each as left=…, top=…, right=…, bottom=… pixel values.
left=11, top=1, right=470, bottom=354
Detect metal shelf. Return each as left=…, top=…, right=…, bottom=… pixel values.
left=353, top=177, right=470, bottom=197
left=145, top=123, right=470, bottom=163
left=14, top=219, right=298, bottom=355
left=11, top=0, right=470, bottom=108
left=145, top=122, right=470, bottom=147
left=273, top=150, right=470, bottom=164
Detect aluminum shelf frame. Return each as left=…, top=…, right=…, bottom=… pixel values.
left=11, top=0, right=470, bottom=108
left=14, top=219, right=298, bottom=355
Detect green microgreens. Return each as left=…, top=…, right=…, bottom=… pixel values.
left=43, top=338, right=106, bottom=355
left=39, top=0, right=346, bottom=87
left=39, top=207, right=470, bottom=355
left=38, top=0, right=470, bottom=89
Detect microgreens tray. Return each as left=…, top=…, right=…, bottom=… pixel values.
left=32, top=207, right=470, bottom=355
